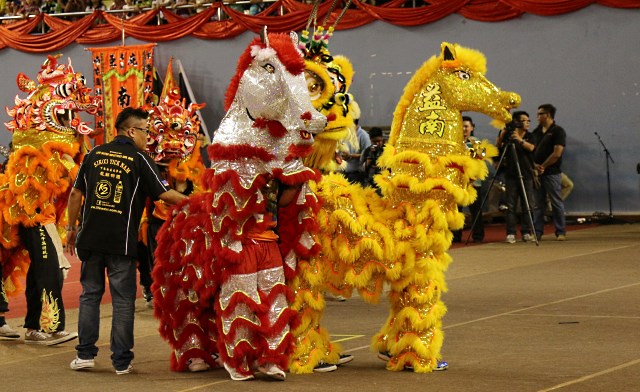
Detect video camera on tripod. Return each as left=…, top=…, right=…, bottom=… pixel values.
left=502, top=118, right=524, bottom=142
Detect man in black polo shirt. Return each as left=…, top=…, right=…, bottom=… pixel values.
left=531, top=103, right=567, bottom=241
left=65, top=107, right=186, bottom=375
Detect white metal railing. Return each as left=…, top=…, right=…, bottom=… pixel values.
left=0, top=1, right=281, bottom=24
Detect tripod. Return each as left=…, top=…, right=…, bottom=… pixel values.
left=466, top=135, right=539, bottom=246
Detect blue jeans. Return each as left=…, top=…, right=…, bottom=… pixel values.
left=75, top=250, right=137, bottom=371
left=533, top=173, right=566, bottom=237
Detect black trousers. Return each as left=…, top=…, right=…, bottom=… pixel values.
left=139, top=219, right=163, bottom=289
left=0, top=258, right=9, bottom=313
left=19, top=225, right=65, bottom=332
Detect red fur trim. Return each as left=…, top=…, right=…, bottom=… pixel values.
left=268, top=33, right=305, bottom=76
left=253, top=118, right=287, bottom=138
left=300, top=111, right=312, bottom=121
left=266, top=120, right=287, bottom=138
left=272, top=167, right=319, bottom=186
left=254, top=333, right=295, bottom=371
left=285, top=144, right=313, bottom=161
left=208, top=143, right=274, bottom=163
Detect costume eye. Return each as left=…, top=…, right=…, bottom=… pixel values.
left=305, top=70, right=324, bottom=101
left=455, top=70, right=470, bottom=80
left=262, top=63, right=275, bottom=73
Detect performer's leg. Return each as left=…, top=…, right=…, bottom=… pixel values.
left=19, top=225, right=66, bottom=332
left=216, top=244, right=261, bottom=379
left=373, top=280, right=445, bottom=372
left=287, top=258, right=341, bottom=374
left=255, top=242, right=295, bottom=374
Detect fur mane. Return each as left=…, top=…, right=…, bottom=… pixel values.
left=224, top=33, right=306, bottom=111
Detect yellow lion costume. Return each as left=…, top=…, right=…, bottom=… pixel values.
left=285, top=35, right=520, bottom=373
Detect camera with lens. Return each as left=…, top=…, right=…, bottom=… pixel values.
left=369, top=144, right=383, bottom=163
left=503, top=119, right=524, bottom=141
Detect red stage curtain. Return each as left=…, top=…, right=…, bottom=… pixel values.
left=0, top=1, right=638, bottom=53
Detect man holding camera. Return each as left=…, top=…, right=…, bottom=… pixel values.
left=530, top=104, right=567, bottom=241
left=496, top=111, right=536, bottom=243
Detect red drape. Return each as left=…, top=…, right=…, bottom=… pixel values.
left=0, top=0, right=638, bottom=53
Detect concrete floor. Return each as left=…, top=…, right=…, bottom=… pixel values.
left=1, top=223, right=639, bottom=392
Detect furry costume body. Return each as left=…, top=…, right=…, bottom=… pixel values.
left=0, top=55, right=99, bottom=309
left=288, top=40, right=520, bottom=373
left=151, top=32, right=326, bottom=374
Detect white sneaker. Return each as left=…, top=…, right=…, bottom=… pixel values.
left=24, top=330, right=54, bottom=345
left=224, top=363, right=254, bottom=381
left=0, top=324, right=21, bottom=340
left=338, top=353, right=354, bottom=365
left=312, top=361, right=337, bottom=372
left=505, top=234, right=516, bottom=244
left=188, top=358, right=210, bottom=372
left=522, top=233, right=534, bottom=242
left=70, top=357, right=95, bottom=370
left=50, top=331, right=78, bottom=345
left=258, top=363, right=286, bottom=381
left=115, top=364, right=133, bottom=375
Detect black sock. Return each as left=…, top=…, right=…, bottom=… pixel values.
left=0, top=316, right=6, bottom=326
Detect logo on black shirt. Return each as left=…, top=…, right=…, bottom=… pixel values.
left=96, top=180, right=112, bottom=199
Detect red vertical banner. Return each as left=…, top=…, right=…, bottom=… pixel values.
left=88, top=43, right=156, bottom=144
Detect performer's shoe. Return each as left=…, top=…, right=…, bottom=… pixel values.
left=25, top=330, right=76, bottom=346
left=404, top=359, right=448, bottom=371
left=337, top=354, right=354, bottom=365
left=377, top=351, right=392, bottom=361
left=434, top=360, right=449, bottom=371
left=258, top=363, right=286, bottom=381
left=50, top=330, right=78, bottom=345
left=115, top=364, right=133, bottom=375
left=312, top=361, right=337, bottom=373
left=188, top=358, right=210, bottom=372
left=522, top=234, right=534, bottom=242
left=224, top=363, right=255, bottom=381
left=143, top=286, right=154, bottom=309
left=0, top=324, right=21, bottom=340
left=70, top=357, right=95, bottom=370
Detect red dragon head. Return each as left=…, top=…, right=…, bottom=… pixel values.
left=146, top=87, right=206, bottom=163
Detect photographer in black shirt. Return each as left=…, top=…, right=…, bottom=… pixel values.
left=496, top=111, right=537, bottom=243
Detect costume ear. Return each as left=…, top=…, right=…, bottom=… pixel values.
left=289, top=31, right=299, bottom=47
left=441, top=42, right=456, bottom=61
